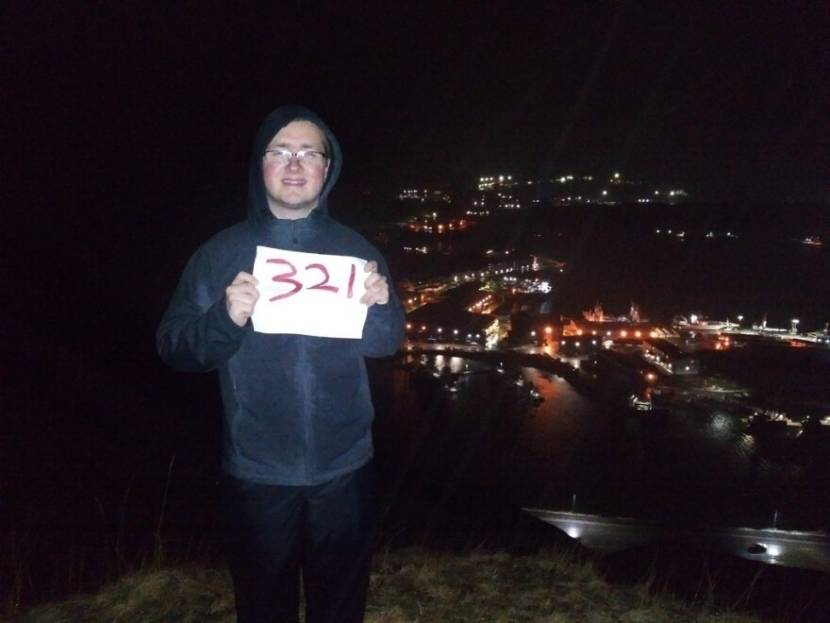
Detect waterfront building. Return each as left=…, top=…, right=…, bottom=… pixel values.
left=406, top=301, right=498, bottom=347
left=644, top=338, right=700, bottom=375
left=562, top=316, right=665, bottom=341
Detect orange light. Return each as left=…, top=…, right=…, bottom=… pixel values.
left=545, top=326, right=553, bottom=334
left=620, top=330, right=628, bottom=338
left=635, top=330, right=642, bottom=338
left=406, top=323, right=412, bottom=330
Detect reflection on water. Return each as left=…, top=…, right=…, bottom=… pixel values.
left=433, top=354, right=467, bottom=374
left=373, top=353, right=829, bottom=531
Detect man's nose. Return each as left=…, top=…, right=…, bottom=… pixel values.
left=286, top=156, right=302, bottom=170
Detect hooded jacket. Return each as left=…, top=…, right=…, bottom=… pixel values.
left=157, top=106, right=405, bottom=485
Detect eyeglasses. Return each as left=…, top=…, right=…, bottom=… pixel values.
left=263, top=148, right=328, bottom=167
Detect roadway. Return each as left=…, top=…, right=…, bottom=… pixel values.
left=523, top=509, right=830, bottom=572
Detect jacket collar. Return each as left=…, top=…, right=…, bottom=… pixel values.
left=258, top=207, right=328, bottom=243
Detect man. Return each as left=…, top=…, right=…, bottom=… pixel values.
left=157, top=105, right=405, bottom=623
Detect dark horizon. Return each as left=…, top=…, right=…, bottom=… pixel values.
left=6, top=3, right=829, bottom=205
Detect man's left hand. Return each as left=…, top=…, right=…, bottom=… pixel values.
left=361, top=261, right=389, bottom=306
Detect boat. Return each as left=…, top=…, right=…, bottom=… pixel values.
left=628, top=394, right=653, bottom=411
left=671, top=315, right=728, bottom=332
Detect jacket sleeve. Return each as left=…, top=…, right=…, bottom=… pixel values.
left=156, top=247, right=248, bottom=372
left=360, top=255, right=405, bottom=357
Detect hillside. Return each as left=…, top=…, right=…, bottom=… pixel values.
left=14, top=547, right=759, bottom=623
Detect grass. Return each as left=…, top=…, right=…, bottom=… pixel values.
left=12, top=546, right=761, bottom=623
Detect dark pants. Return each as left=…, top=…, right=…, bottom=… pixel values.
left=222, top=461, right=377, bottom=623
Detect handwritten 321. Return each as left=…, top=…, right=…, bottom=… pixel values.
left=265, top=257, right=358, bottom=302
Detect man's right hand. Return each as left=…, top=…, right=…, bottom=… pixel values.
left=225, top=272, right=260, bottom=327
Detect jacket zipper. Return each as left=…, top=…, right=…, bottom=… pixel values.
left=292, top=218, right=310, bottom=480
left=300, top=327, right=313, bottom=481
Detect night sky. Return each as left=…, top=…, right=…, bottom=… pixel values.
left=4, top=3, right=829, bottom=341
left=7, top=3, right=829, bottom=205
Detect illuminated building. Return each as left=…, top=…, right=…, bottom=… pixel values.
left=643, top=339, right=700, bottom=375
left=405, top=302, right=497, bottom=347
left=406, top=215, right=470, bottom=234
left=477, top=174, right=514, bottom=191
left=562, top=302, right=664, bottom=339
left=398, top=188, right=451, bottom=203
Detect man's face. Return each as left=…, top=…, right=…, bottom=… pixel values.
left=262, top=120, right=329, bottom=220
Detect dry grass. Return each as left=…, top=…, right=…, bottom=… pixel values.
left=12, top=566, right=234, bottom=623
left=13, top=547, right=761, bottom=623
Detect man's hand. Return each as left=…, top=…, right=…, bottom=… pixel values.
left=361, top=261, right=389, bottom=307
left=225, top=272, right=260, bottom=327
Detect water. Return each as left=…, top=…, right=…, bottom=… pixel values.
left=371, top=352, right=830, bottom=531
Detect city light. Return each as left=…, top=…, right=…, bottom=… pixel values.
left=387, top=156, right=826, bottom=582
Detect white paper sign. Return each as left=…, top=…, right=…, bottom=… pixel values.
left=251, top=246, right=368, bottom=338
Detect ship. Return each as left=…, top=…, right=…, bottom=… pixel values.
left=671, top=315, right=728, bottom=332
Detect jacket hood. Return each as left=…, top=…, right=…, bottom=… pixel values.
left=247, top=105, right=342, bottom=223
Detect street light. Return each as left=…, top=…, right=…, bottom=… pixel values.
left=791, top=318, right=800, bottom=334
